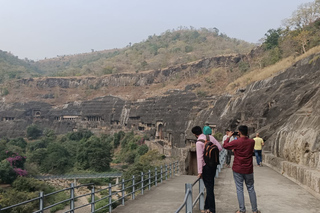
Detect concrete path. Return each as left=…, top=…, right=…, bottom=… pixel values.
left=112, top=164, right=320, bottom=213
left=215, top=165, right=320, bottom=213
left=112, top=175, right=197, bottom=213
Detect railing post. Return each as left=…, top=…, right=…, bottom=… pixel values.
left=160, top=166, right=163, bottom=183
left=165, top=164, right=168, bottom=180
left=177, top=161, right=179, bottom=174
left=148, top=170, right=151, bottom=190
left=91, top=186, right=95, bottom=213
left=39, top=191, right=44, bottom=213
left=155, top=168, right=158, bottom=186
left=185, top=183, right=193, bottom=213
left=199, top=179, right=205, bottom=211
left=215, top=167, right=219, bottom=178
left=109, top=183, right=112, bottom=213
left=132, top=175, right=135, bottom=200
left=170, top=163, right=172, bottom=178
left=121, top=179, right=125, bottom=206
left=70, top=183, right=75, bottom=213
left=141, top=171, right=144, bottom=195
left=173, top=162, right=176, bottom=176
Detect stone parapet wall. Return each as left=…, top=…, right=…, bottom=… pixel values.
left=264, top=152, right=320, bottom=199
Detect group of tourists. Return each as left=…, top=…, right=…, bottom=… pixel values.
left=191, top=125, right=264, bottom=213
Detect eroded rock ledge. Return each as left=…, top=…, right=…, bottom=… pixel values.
left=0, top=52, right=319, bottom=196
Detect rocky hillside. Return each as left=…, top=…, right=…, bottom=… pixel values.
left=0, top=50, right=41, bottom=83
left=0, top=49, right=319, bottom=196
left=31, top=28, right=254, bottom=77
left=2, top=54, right=250, bottom=105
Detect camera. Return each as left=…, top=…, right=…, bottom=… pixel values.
left=232, top=131, right=239, bottom=136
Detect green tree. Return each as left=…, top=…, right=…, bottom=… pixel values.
left=26, top=125, right=42, bottom=140
left=41, top=143, right=71, bottom=174
left=137, top=144, right=149, bottom=156
left=28, top=148, right=47, bottom=166
left=68, top=129, right=93, bottom=141
left=8, top=138, right=27, bottom=150
left=0, top=160, right=17, bottom=184
left=77, top=136, right=112, bottom=172
left=113, top=131, right=125, bottom=148
left=262, top=47, right=282, bottom=67
left=263, top=28, right=282, bottom=50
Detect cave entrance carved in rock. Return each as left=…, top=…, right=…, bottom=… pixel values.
left=187, top=150, right=197, bottom=175
left=156, top=122, right=164, bottom=139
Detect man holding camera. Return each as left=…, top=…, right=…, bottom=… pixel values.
left=223, top=125, right=260, bottom=213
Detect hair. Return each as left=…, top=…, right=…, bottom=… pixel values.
left=238, top=125, right=248, bottom=136
left=191, top=126, right=202, bottom=135
left=225, top=129, right=230, bottom=132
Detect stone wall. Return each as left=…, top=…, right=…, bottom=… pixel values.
left=264, top=152, right=320, bottom=199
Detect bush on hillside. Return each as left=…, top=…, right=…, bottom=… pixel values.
left=26, top=125, right=42, bottom=140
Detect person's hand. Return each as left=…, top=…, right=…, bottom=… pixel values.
left=198, top=173, right=202, bottom=179
left=227, top=131, right=233, bottom=137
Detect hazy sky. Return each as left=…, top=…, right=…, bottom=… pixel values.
left=0, top=0, right=313, bottom=60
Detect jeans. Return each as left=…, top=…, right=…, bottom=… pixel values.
left=226, top=150, right=232, bottom=165
left=202, top=164, right=216, bottom=213
left=233, top=171, right=258, bottom=212
left=254, top=150, right=262, bottom=165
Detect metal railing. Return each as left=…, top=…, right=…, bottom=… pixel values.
left=0, top=161, right=180, bottom=213
left=175, top=149, right=227, bottom=213
left=35, top=173, right=122, bottom=180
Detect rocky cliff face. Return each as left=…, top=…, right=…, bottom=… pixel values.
left=16, top=54, right=241, bottom=89
left=0, top=52, right=319, bottom=195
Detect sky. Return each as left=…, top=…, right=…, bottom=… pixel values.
left=0, top=0, right=314, bottom=60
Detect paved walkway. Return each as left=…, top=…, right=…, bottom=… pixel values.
left=112, top=164, right=320, bottom=213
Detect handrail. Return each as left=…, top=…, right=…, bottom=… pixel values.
left=174, top=188, right=192, bottom=213
left=0, top=161, right=180, bottom=213
left=175, top=149, right=227, bottom=213
left=35, top=172, right=122, bottom=180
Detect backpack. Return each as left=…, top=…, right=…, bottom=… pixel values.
left=199, top=135, right=220, bottom=168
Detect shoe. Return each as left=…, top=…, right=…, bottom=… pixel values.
left=253, top=211, right=261, bottom=213
left=235, top=210, right=246, bottom=213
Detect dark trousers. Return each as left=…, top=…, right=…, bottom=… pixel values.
left=254, top=150, right=262, bottom=165
left=202, top=164, right=217, bottom=213
left=226, top=149, right=232, bottom=165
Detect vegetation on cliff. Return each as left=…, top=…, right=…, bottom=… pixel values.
left=0, top=50, right=41, bottom=83
left=0, top=27, right=255, bottom=81
left=0, top=127, right=162, bottom=212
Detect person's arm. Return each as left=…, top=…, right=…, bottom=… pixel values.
left=223, top=131, right=238, bottom=150
left=196, top=141, right=204, bottom=178
left=211, top=136, right=222, bottom=151
left=222, top=135, right=227, bottom=145
left=223, top=135, right=230, bottom=145
left=262, top=138, right=265, bottom=146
